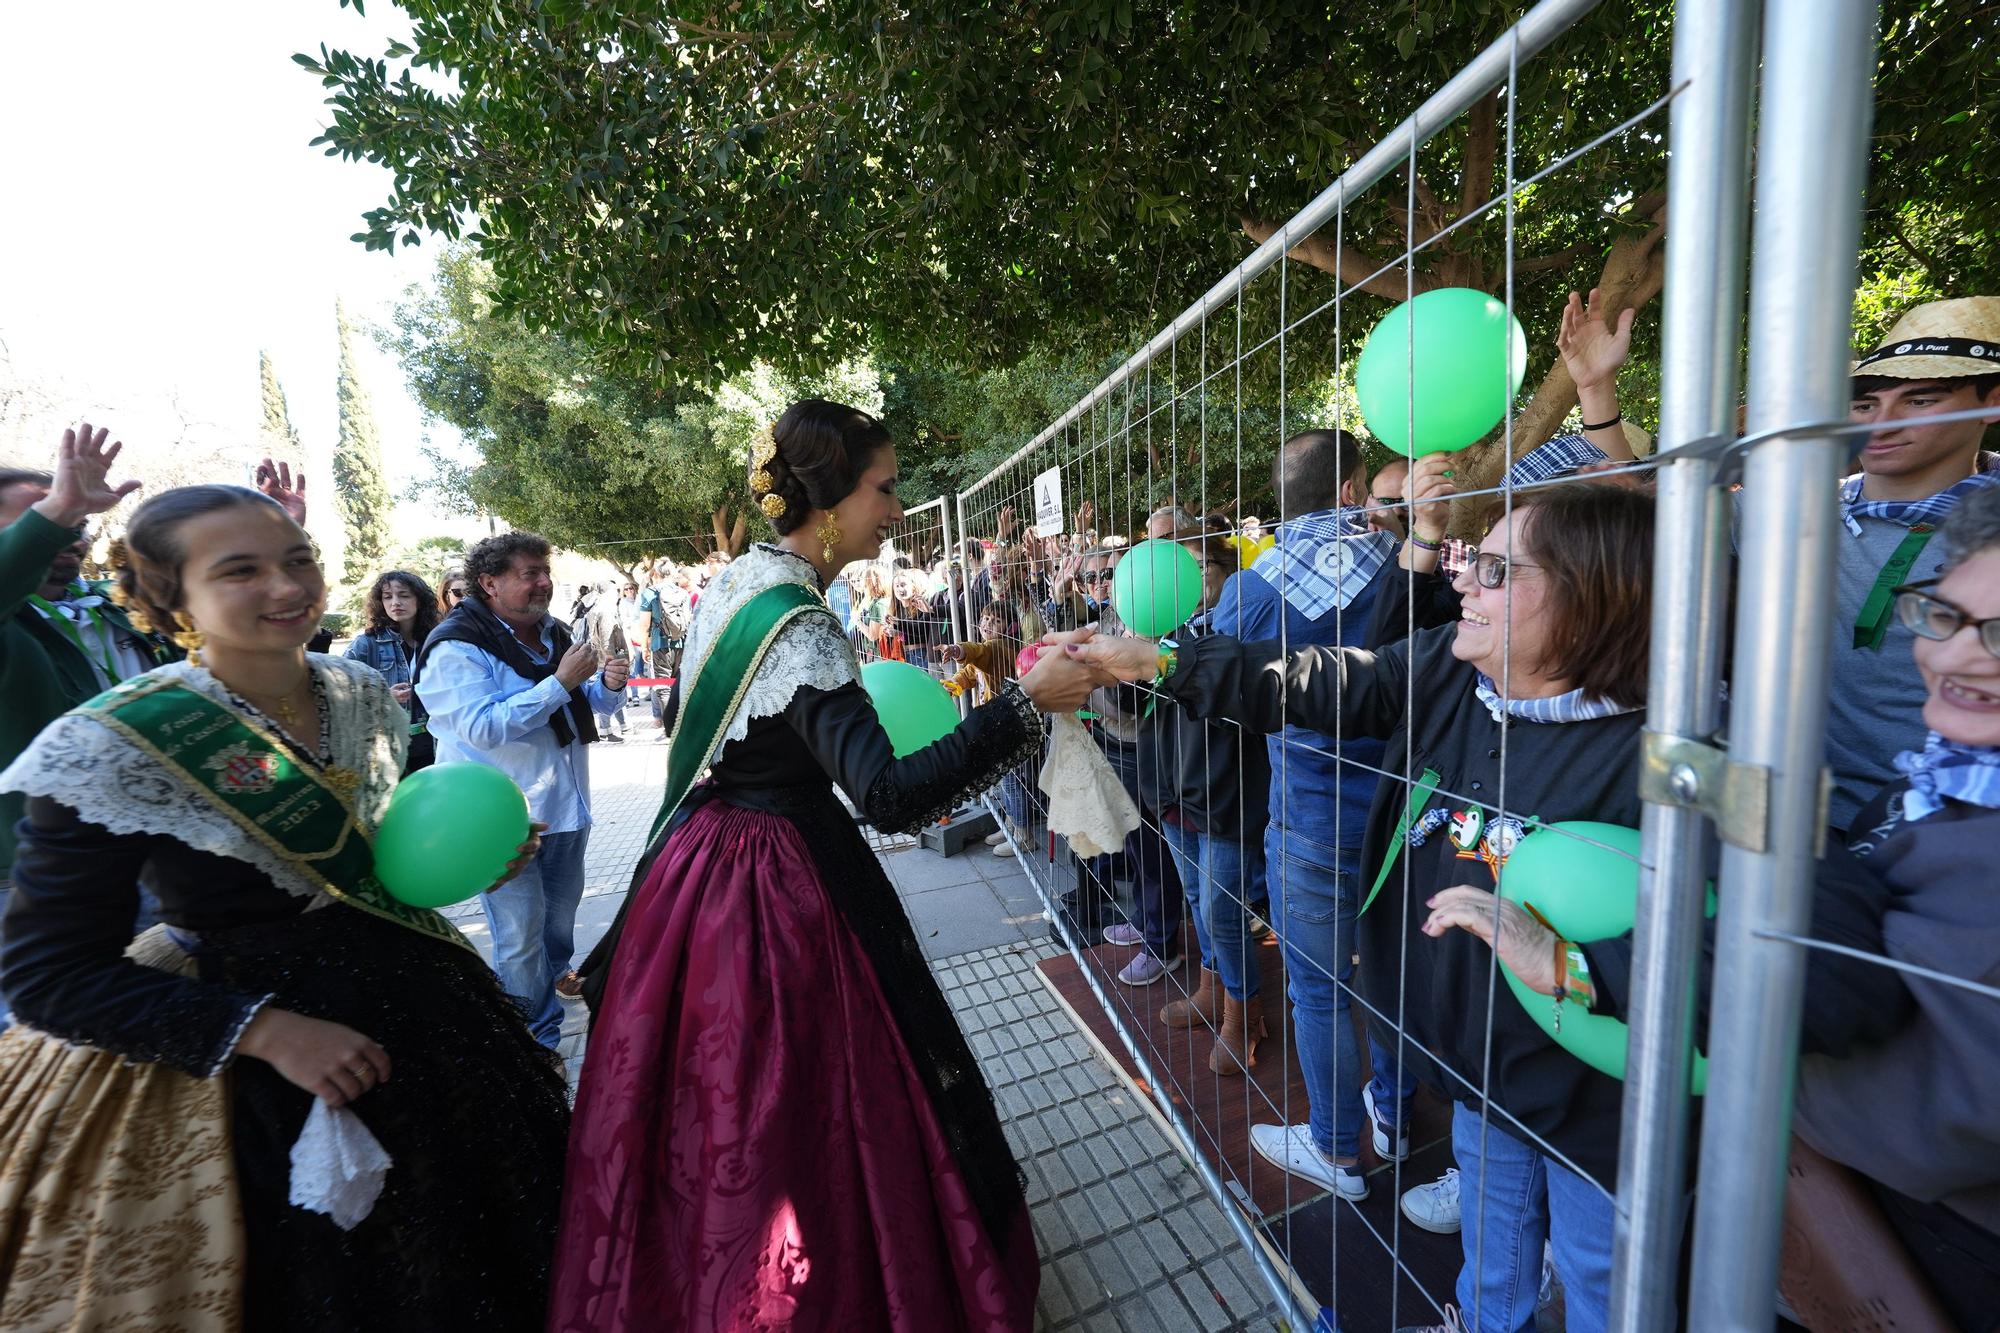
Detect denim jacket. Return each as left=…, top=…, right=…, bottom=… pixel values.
left=343, top=628, right=427, bottom=722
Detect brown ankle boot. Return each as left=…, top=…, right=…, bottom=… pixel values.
left=1209, top=993, right=1267, bottom=1076
left=1159, top=966, right=1220, bottom=1029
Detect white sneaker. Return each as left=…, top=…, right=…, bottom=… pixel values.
left=984, top=830, right=1008, bottom=846
left=1363, top=1082, right=1411, bottom=1162
left=1400, top=1167, right=1461, bottom=1234
left=992, top=840, right=1018, bottom=857
left=1249, top=1123, right=1368, bottom=1201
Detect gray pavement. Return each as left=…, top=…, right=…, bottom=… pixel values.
left=450, top=702, right=1282, bottom=1330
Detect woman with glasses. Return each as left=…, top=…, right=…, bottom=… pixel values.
left=1780, top=485, right=2000, bottom=1327
left=1067, top=483, right=1661, bottom=1332
left=439, top=566, right=470, bottom=611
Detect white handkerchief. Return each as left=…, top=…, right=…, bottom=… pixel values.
left=1038, top=712, right=1142, bottom=857
left=289, top=1099, right=393, bottom=1231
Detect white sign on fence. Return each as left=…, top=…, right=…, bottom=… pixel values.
left=1033, top=466, right=1065, bottom=538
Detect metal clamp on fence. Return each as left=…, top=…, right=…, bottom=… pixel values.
left=1638, top=731, right=1770, bottom=852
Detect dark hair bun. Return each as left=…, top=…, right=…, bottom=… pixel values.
left=759, top=399, right=893, bottom=536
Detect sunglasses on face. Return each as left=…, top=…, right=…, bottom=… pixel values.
left=1895, top=579, right=2000, bottom=658
left=447, top=587, right=468, bottom=599
left=1465, top=547, right=1541, bottom=590
left=1079, top=570, right=1107, bottom=584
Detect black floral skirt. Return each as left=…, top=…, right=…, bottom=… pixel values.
left=198, top=904, right=570, bottom=1332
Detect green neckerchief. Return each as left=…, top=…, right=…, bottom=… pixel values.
left=27, top=593, right=120, bottom=682
left=1852, top=524, right=1936, bottom=651
left=645, top=581, right=835, bottom=841
left=83, top=674, right=471, bottom=952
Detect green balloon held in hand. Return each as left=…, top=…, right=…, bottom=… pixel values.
left=374, top=761, right=532, bottom=909
left=861, top=660, right=962, bottom=758
left=1111, top=539, right=1204, bottom=637
left=1356, top=287, right=1530, bottom=457
left=1497, top=821, right=1713, bottom=1094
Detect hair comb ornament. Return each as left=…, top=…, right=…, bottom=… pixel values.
left=749, top=425, right=787, bottom=517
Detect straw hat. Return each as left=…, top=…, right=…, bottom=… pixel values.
left=1852, top=297, right=2000, bottom=381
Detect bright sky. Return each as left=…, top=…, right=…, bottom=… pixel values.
left=0, top=0, right=473, bottom=539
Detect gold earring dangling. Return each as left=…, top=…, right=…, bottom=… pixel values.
left=173, top=613, right=205, bottom=667
left=816, top=511, right=843, bottom=565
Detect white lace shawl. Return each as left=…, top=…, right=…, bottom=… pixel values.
left=678, top=544, right=859, bottom=766
left=0, top=656, right=407, bottom=905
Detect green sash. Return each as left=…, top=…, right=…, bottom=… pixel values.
left=83, top=675, right=471, bottom=952
left=645, top=582, right=837, bottom=840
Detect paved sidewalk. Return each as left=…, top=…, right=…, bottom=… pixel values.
left=450, top=706, right=1283, bottom=1329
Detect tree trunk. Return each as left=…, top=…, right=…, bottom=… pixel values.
left=1443, top=192, right=1668, bottom=534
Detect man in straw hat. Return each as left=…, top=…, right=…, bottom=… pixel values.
left=1830, top=296, right=2000, bottom=831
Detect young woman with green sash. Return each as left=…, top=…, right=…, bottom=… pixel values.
left=550, top=400, right=1103, bottom=1332
left=0, top=483, right=567, bottom=1330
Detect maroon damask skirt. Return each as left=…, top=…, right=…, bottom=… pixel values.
left=548, top=800, right=1038, bottom=1332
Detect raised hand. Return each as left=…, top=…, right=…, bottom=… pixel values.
left=1407, top=452, right=1458, bottom=545
left=1557, top=288, right=1635, bottom=394
left=995, top=503, right=1019, bottom=544
left=36, top=422, right=142, bottom=528
left=255, top=458, right=309, bottom=526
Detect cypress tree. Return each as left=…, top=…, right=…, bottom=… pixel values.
left=332, top=302, right=392, bottom=584
left=257, top=351, right=304, bottom=464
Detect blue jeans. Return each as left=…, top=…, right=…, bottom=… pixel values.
left=1452, top=1101, right=1615, bottom=1333
left=627, top=648, right=645, bottom=702
left=479, top=828, right=588, bottom=1048
left=1159, top=823, right=1259, bottom=1002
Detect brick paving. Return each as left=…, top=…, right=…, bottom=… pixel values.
left=450, top=701, right=1284, bottom=1329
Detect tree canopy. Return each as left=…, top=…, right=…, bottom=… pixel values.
left=334, top=300, right=394, bottom=583
left=311, top=0, right=1993, bottom=533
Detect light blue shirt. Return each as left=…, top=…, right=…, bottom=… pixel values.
left=418, top=622, right=622, bottom=834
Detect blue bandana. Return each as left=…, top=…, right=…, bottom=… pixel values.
left=1473, top=674, right=1640, bottom=725
left=1839, top=472, right=2000, bottom=538
left=1894, top=731, right=2000, bottom=821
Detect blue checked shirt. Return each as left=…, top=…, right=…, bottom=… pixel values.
left=1248, top=507, right=1395, bottom=620
left=1503, top=433, right=1609, bottom=490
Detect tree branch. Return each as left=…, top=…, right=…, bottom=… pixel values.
left=1889, top=216, right=1946, bottom=279
left=1513, top=243, right=1594, bottom=274
left=1241, top=215, right=1442, bottom=300
left=1456, top=91, right=1502, bottom=221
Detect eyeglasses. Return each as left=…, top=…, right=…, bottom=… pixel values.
left=446, top=587, right=468, bottom=599
left=1079, top=570, right=1107, bottom=584
left=1895, top=579, right=2000, bottom=658
left=1465, top=547, right=1541, bottom=590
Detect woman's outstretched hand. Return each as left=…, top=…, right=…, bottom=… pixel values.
left=1058, top=632, right=1161, bottom=683
left=1018, top=649, right=1104, bottom=714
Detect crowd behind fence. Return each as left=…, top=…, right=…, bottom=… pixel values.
left=832, top=2, right=2000, bottom=1331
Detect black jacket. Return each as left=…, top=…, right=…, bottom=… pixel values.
left=1166, top=626, right=1905, bottom=1185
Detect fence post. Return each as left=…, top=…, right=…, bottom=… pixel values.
left=1686, top=0, right=1880, bottom=1326
left=1607, top=2, right=1758, bottom=1329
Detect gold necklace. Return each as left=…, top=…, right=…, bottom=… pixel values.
left=237, top=675, right=312, bottom=728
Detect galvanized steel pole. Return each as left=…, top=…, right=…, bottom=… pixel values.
left=1607, top=3, right=1758, bottom=1329
left=1687, top=0, right=1880, bottom=1326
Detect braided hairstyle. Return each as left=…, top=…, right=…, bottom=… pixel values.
left=114, top=485, right=292, bottom=634
left=757, top=399, right=893, bottom=536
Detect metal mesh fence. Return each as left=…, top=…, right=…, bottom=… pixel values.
left=913, top=2, right=2000, bottom=1329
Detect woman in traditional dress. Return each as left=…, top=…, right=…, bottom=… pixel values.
left=551, top=399, right=1103, bottom=1331
left=0, top=461, right=569, bottom=1330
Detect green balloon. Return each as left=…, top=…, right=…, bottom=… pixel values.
left=1497, top=821, right=1711, bottom=1094
left=1111, top=538, right=1204, bottom=637
left=861, top=660, right=962, bottom=758
left=373, top=761, right=531, bottom=909
left=1355, top=287, right=1530, bottom=457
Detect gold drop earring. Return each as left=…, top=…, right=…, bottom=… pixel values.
left=816, top=510, right=843, bottom=565
left=173, top=613, right=205, bottom=667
